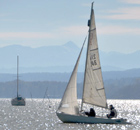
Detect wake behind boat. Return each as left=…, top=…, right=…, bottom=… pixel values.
left=11, top=56, right=25, bottom=106
left=56, top=2, right=130, bottom=124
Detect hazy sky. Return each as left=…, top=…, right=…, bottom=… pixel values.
left=0, top=0, right=140, bottom=53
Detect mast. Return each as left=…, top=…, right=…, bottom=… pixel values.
left=81, top=2, right=94, bottom=111
left=17, top=55, right=19, bottom=97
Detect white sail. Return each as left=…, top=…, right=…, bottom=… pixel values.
left=57, top=38, right=86, bottom=115
left=56, top=3, right=129, bottom=125
left=82, top=3, right=107, bottom=108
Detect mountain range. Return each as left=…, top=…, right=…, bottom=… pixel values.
left=0, top=41, right=140, bottom=73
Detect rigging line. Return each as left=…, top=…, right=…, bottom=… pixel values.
left=46, top=94, right=51, bottom=108
left=81, top=36, right=87, bottom=50
left=30, top=92, right=33, bottom=102
left=43, top=86, right=51, bottom=108
left=42, top=86, right=48, bottom=102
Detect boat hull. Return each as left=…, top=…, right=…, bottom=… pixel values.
left=11, top=97, right=25, bottom=106
left=56, top=113, right=130, bottom=124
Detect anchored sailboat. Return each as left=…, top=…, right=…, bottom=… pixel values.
left=11, top=56, right=25, bottom=106
left=56, top=2, right=129, bottom=124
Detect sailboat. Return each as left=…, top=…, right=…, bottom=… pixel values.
left=11, top=56, right=26, bottom=106
left=56, top=2, right=129, bottom=124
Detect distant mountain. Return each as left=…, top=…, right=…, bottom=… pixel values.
left=0, top=42, right=140, bottom=73
left=100, top=50, right=140, bottom=71
left=0, top=42, right=82, bottom=73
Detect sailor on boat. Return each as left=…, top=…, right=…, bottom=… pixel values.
left=107, top=105, right=117, bottom=118
left=85, top=108, right=96, bottom=117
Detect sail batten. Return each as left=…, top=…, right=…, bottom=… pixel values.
left=90, top=28, right=96, bottom=31
left=90, top=48, right=98, bottom=51
left=81, top=5, right=107, bottom=108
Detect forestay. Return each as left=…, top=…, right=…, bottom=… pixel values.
left=82, top=3, right=107, bottom=108
left=57, top=38, right=86, bottom=115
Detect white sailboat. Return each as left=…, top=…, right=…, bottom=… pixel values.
left=56, top=2, right=129, bottom=124
left=11, top=56, right=25, bottom=106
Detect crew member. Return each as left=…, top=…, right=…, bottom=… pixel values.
left=107, top=105, right=117, bottom=118
left=85, top=108, right=96, bottom=117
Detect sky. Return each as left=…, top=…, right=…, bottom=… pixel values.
left=0, top=0, right=140, bottom=54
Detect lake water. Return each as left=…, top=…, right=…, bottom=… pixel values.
left=0, top=99, right=139, bottom=130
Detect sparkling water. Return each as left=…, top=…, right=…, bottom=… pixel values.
left=0, top=99, right=139, bottom=130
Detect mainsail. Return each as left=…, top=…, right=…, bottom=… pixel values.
left=82, top=3, right=107, bottom=108
left=57, top=38, right=86, bottom=115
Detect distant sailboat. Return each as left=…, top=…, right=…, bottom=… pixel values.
left=56, top=2, right=129, bottom=124
left=11, top=56, right=25, bottom=106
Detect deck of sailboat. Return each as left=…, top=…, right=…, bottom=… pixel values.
left=56, top=112, right=130, bottom=124
left=11, top=97, right=26, bottom=106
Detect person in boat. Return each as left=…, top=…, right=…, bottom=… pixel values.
left=85, top=108, right=96, bottom=117
left=107, top=105, right=117, bottom=118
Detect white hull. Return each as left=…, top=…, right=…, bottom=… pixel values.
left=56, top=113, right=130, bottom=124
left=11, top=97, right=25, bottom=106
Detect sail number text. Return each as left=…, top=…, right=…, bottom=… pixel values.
left=90, top=54, right=97, bottom=66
